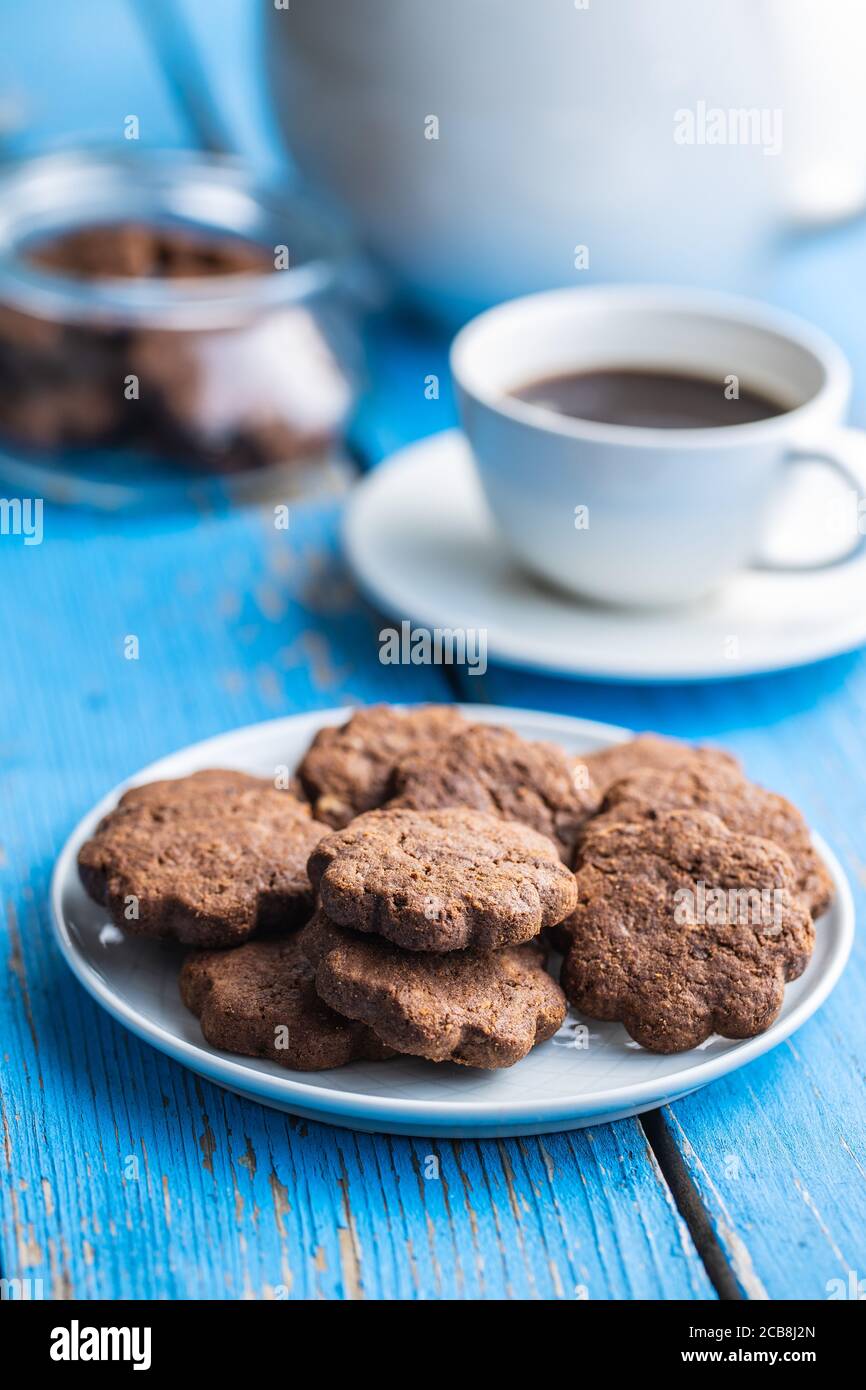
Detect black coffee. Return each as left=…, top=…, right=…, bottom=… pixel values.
left=511, top=367, right=787, bottom=429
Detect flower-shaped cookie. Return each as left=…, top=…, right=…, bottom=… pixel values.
left=296, top=703, right=466, bottom=828
left=78, top=770, right=328, bottom=946
left=301, top=912, right=566, bottom=1069
left=181, top=935, right=393, bottom=1070
left=307, top=806, right=578, bottom=952
left=595, top=763, right=833, bottom=918
left=576, top=733, right=739, bottom=802
left=561, top=808, right=814, bottom=1052
left=388, top=722, right=598, bottom=862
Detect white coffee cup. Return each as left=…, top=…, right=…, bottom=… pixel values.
left=451, top=286, right=866, bottom=607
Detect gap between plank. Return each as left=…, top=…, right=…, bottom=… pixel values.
left=641, top=1108, right=742, bottom=1301
left=440, top=665, right=467, bottom=702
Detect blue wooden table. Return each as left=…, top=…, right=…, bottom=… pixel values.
left=2, top=2, right=866, bottom=1304
left=3, top=249, right=866, bottom=1300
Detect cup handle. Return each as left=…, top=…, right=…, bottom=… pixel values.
left=750, top=427, right=866, bottom=573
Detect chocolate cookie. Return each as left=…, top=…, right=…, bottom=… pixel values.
left=296, top=704, right=466, bottom=828
left=575, top=734, right=739, bottom=801
left=180, top=935, right=393, bottom=1070
left=301, top=912, right=566, bottom=1069
left=561, top=809, right=814, bottom=1053
left=387, top=722, right=598, bottom=861
left=30, top=221, right=272, bottom=280
left=78, top=769, right=329, bottom=946
left=596, top=764, right=833, bottom=918
left=308, top=806, right=578, bottom=952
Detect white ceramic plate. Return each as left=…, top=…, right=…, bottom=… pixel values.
left=51, top=706, right=854, bottom=1137
left=344, top=431, right=866, bottom=682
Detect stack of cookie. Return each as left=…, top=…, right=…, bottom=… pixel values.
left=77, top=705, right=832, bottom=1068
left=296, top=806, right=574, bottom=1067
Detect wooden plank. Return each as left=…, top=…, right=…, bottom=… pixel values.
left=0, top=500, right=712, bottom=1299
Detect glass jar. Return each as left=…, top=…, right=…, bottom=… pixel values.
left=0, top=149, right=361, bottom=509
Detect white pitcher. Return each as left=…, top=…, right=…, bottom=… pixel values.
left=266, top=0, right=866, bottom=321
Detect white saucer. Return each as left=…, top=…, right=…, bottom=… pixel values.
left=51, top=705, right=854, bottom=1137
left=344, top=430, right=866, bottom=682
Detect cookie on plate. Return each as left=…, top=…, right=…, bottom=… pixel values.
left=308, top=806, right=578, bottom=952
left=595, top=763, right=833, bottom=918
left=78, top=769, right=329, bottom=947
left=296, top=703, right=466, bottom=828
left=301, top=912, right=566, bottom=1069
left=575, top=733, right=739, bottom=801
left=180, top=935, right=394, bottom=1070
left=387, top=722, right=598, bottom=862
left=561, top=808, right=814, bottom=1053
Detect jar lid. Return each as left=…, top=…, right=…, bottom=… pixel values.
left=0, top=148, right=352, bottom=329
